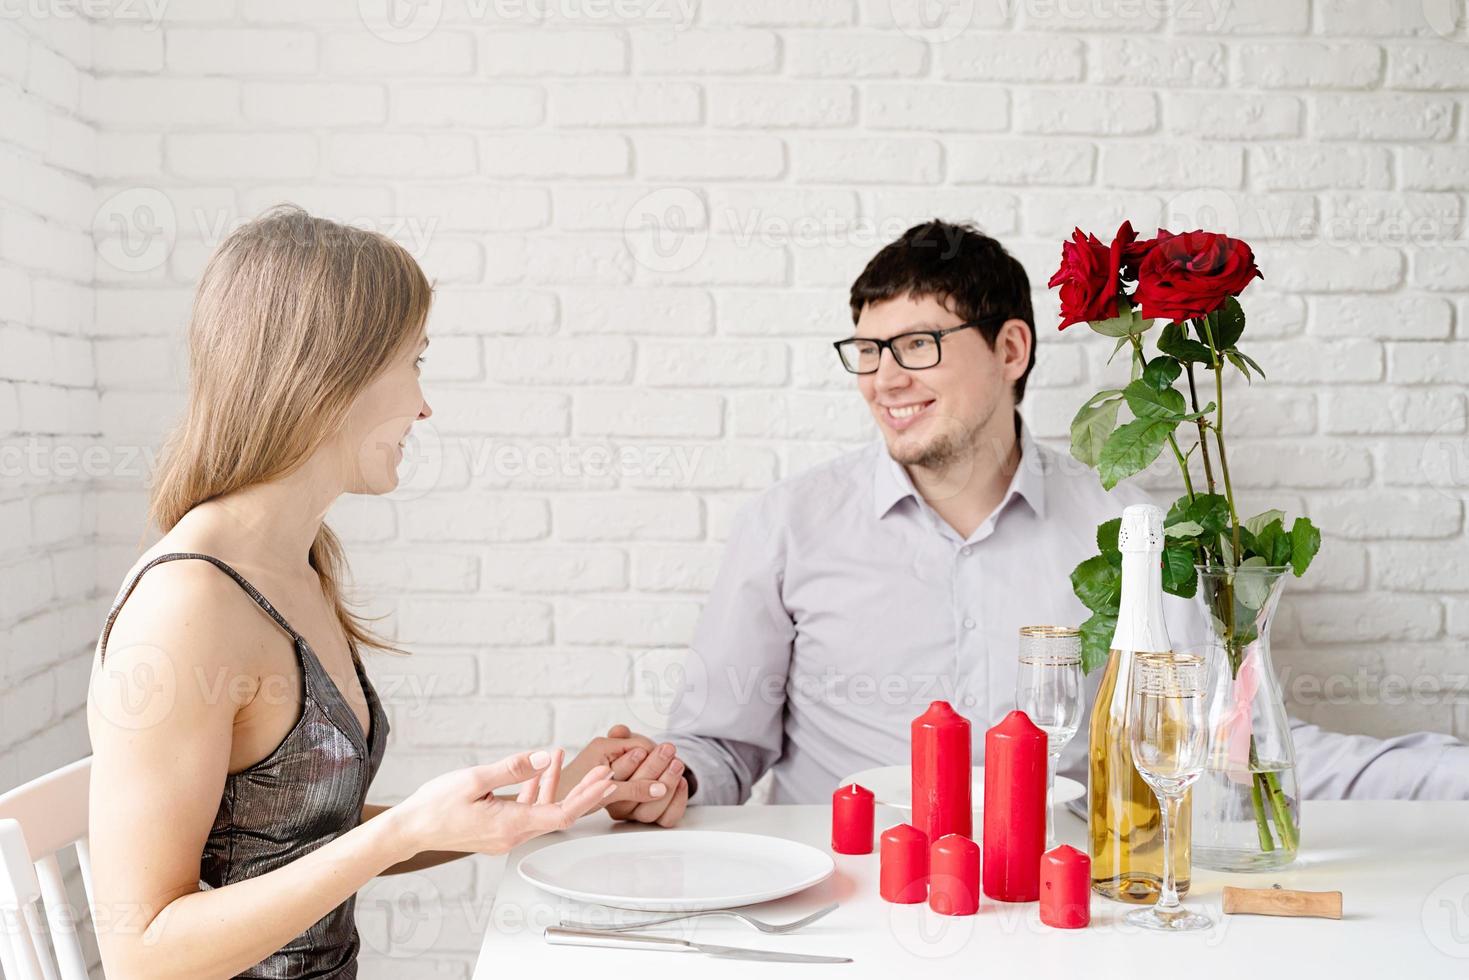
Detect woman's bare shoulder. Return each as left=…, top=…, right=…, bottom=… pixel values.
left=99, top=551, right=267, bottom=672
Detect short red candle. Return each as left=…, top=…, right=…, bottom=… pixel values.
left=981, top=709, right=1048, bottom=902
left=1039, top=845, right=1091, bottom=928
left=879, top=823, right=928, bottom=903
left=831, top=783, right=875, bottom=854
left=911, top=700, right=971, bottom=845
left=928, top=834, right=980, bottom=916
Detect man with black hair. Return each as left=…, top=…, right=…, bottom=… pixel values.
left=620, top=220, right=1469, bottom=817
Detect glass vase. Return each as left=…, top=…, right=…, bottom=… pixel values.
left=1192, top=563, right=1300, bottom=872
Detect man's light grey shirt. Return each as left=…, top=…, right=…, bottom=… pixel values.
left=661, top=421, right=1469, bottom=805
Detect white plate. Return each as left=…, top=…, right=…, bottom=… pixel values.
left=516, top=830, right=835, bottom=912
left=838, top=765, right=1084, bottom=814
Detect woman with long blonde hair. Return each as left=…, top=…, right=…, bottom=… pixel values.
left=86, top=206, right=681, bottom=979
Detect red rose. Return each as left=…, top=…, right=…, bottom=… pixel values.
left=1132, top=229, right=1262, bottom=323
left=1048, top=222, right=1142, bottom=330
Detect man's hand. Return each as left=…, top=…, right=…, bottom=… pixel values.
left=559, top=724, right=688, bottom=827
left=603, top=726, right=688, bottom=828
left=556, top=724, right=686, bottom=824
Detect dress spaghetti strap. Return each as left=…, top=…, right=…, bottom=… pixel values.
left=97, top=552, right=305, bottom=665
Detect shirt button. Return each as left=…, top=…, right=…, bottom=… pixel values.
left=963, top=694, right=977, bottom=707
left=963, top=617, right=976, bottom=630
left=960, top=546, right=972, bottom=557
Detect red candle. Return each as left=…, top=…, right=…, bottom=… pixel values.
left=831, top=783, right=875, bottom=854
left=879, top=823, right=928, bottom=903
left=928, top=834, right=980, bottom=916
left=1039, top=845, right=1091, bottom=928
left=911, top=700, right=971, bottom=845
left=982, top=709, right=1047, bottom=902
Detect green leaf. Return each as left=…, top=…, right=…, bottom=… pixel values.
left=1204, top=297, right=1246, bottom=350
left=1088, top=303, right=1153, bottom=339
left=1097, top=517, right=1122, bottom=566
left=1162, top=545, right=1199, bottom=599
left=1224, top=348, right=1252, bottom=382
left=1235, top=555, right=1271, bottom=609
left=1244, top=509, right=1285, bottom=538
left=1097, top=416, right=1177, bottom=490
left=1157, top=322, right=1212, bottom=364
left=1124, top=377, right=1188, bottom=420
left=1141, top=356, right=1183, bottom=391
left=1235, top=348, right=1267, bottom=380
left=1166, top=520, right=1205, bottom=538
left=1289, top=516, right=1322, bottom=577
left=1070, top=394, right=1124, bottom=468
left=1107, top=336, right=1130, bottom=364
left=1250, top=518, right=1293, bottom=567
left=1071, top=554, right=1122, bottom=614
left=1078, top=608, right=1119, bottom=675
left=1167, top=492, right=1231, bottom=535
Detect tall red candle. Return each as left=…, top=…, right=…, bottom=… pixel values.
left=981, top=709, right=1047, bottom=902
left=879, top=823, right=928, bottom=903
left=911, top=700, right=971, bottom=845
left=1039, top=845, right=1091, bottom=929
left=831, top=783, right=874, bottom=854
left=928, top=834, right=980, bottom=916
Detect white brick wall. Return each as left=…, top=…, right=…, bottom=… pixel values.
left=3, top=3, right=1469, bottom=975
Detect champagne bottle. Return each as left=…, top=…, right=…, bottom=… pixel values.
left=1088, top=504, right=1190, bottom=902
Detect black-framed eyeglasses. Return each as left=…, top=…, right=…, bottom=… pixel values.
left=832, top=315, right=1006, bottom=375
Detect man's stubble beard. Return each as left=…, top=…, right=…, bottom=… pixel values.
left=889, top=396, right=1001, bottom=476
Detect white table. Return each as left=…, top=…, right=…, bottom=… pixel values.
left=473, top=802, right=1469, bottom=977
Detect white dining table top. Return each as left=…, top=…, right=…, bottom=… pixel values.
left=472, top=801, right=1469, bottom=978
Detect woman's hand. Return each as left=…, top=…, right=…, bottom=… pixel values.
left=556, top=724, right=688, bottom=825
left=385, top=749, right=613, bottom=860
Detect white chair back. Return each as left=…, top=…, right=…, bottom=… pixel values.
left=0, top=757, right=95, bottom=980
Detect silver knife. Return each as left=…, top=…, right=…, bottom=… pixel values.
left=544, top=926, right=852, bottom=964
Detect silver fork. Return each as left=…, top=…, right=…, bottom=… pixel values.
left=558, top=902, right=839, bottom=935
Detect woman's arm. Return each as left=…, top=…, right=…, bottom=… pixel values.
left=88, top=564, right=620, bottom=980
left=362, top=804, right=470, bottom=875
left=87, top=564, right=414, bottom=980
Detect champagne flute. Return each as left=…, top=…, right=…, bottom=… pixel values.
left=1015, top=626, right=1083, bottom=849
left=1126, top=652, right=1212, bottom=932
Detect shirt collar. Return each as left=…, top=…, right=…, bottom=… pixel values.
left=872, top=414, right=1049, bottom=523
